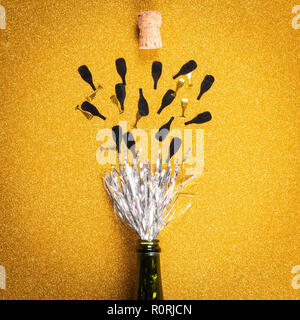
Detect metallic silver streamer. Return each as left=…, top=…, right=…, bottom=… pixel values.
left=103, top=148, right=195, bottom=240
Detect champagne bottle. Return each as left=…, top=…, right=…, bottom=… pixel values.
left=138, top=88, right=149, bottom=116
left=197, top=75, right=215, bottom=100
left=79, top=101, right=106, bottom=120
left=173, top=60, right=197, bottom=79
left=115, top=83, right=126, bottom=112
left=155, top=117, right=174, bottom=142
left=134, top=88, right=149, bottom=128
left=136, top=240, right=163, bottom=300
left=157, top=89, right=175, bottom=114
left=115, top=58, right=127, bottom=85
left=152, top=61, right=162, bottom=89
left=166, top=137, right=182, bottom=162
left=124, top=131, right=136, bottom=157
left=184, top=111, right=212, bottom=125
left=78, top=65, right=96, bottom=91
left=112, top=125, right=123, bottom=153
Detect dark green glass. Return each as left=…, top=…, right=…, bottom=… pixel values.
left=136, top=240, right=163, bottom=300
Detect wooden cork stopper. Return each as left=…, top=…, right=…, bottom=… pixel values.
left=138, top=11, right=162, bottom=49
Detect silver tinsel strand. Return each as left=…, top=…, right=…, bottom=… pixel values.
left=103, top=148, right=195, bottom=240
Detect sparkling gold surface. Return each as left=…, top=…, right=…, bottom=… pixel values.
left=0, top=0, right=299, bottom=299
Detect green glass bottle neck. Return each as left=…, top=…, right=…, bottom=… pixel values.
left=136, top=239, right=163, bottom=300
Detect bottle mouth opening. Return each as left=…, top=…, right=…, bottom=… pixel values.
left=137, top=239, right=161, bottom=253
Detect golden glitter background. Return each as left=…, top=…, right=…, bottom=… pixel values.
left=0, top=0, right=299, bottom=300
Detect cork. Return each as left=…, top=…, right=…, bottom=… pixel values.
left=138, top=11, right=162, bottom=49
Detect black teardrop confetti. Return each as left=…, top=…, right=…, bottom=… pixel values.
left=155, top=117, right=175, bottom=142
left=138, top=88, right=149, bottom=116
left=115, top=58, right=127, bottom=85
left=152, top=61, right=162, bottom=90
left=115, top=83, right=126, bottom=111
left=173, top=60, right=197, bottom=79
left=167, top=137, right=182, bottom=162
left=123, top=131, right=136, bottom=157
left=81, top=101, right=106, bottom=120
left=197, top=75, right=215, bottom=100
left=112, top=125, right=123, bottom=153
left=184, top=111, right=212, bottom=125
left=78, top=65, right=96, bottom=91
left=157, top=89, right=176, bottom=114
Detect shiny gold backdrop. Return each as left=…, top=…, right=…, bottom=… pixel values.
left=0, top=0, right=299, bottom=299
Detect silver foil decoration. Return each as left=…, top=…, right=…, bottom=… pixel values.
left=103, top=147, right=195, bottom=240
